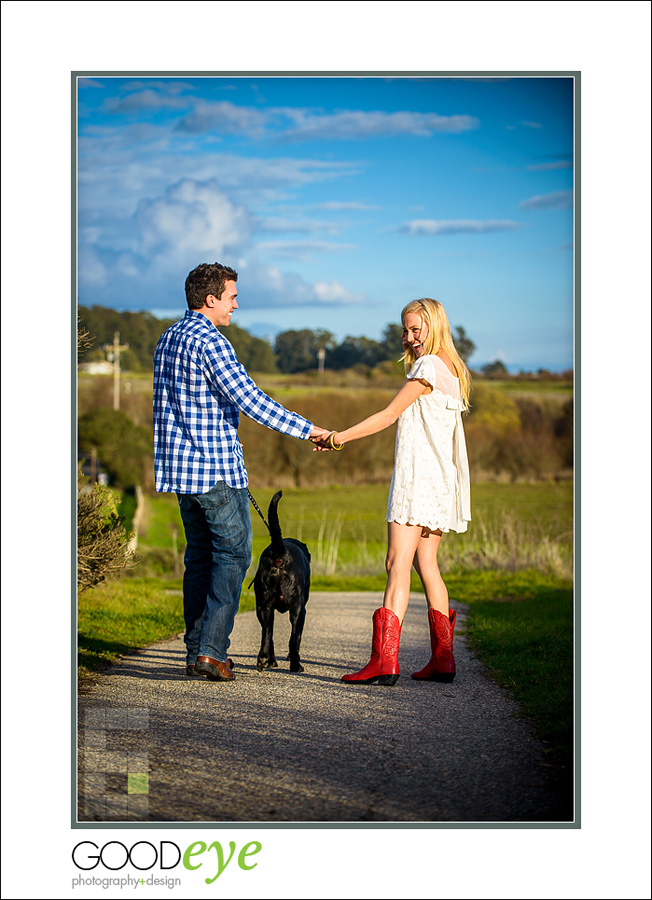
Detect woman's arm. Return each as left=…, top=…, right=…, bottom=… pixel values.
left=330, top=378, right=429, bottom=446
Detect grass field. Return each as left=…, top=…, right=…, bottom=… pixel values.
left=79, top=370, right=573, bottom=408
left=134, top=481, right=573, bottom=587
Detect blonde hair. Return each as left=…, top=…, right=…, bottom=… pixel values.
left=400, top=298, right=471, bottom=409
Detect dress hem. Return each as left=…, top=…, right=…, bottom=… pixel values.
left=385, top=515, right=469, bottom=534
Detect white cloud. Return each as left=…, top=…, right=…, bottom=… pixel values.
left=158, top=98, right=480, bottom=142
left=78, top=176, right=364, bottom=311
left=79, top=127, right=362, bottom=212
left=238, top=265, right=364, bottom=308
left=135, top=178, right=254, bottom=265
left=279, top=108, right=479, bottom=141
left=175, top=100, right=268, bottom=136
left=397, top=219, right=523, bottom=236
left=520, top=190, right=573, bottom=210
left=313, top=281, right=364, bottom=304
left=104, top=89, right=191, bottom=114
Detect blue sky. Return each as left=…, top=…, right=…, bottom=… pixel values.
left=77, top=75, right=575, bottom=371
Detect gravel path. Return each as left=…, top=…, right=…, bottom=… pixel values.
left=77, top=592, right=573, bottom=824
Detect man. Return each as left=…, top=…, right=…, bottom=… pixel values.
left=153, top=262, right=330, bottom=683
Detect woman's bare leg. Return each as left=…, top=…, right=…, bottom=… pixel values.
left=412, top=528, right=449, bottom=615
left=383, top=522, right=423, bottom=624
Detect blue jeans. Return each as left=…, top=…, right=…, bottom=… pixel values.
left=177, top=481, right=252, bottom=664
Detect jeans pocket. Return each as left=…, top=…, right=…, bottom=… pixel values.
left=195, top=480, right=230, bottom=510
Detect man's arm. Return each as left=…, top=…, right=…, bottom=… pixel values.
left=203, top=339, right=329, bottom=440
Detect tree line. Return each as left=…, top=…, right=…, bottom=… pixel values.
left=78, top=305, right=476, bottom=373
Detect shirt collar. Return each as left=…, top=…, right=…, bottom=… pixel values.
left=184, top=309, right=219, bottom=332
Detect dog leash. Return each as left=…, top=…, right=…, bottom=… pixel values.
left=247, top=488, right=270, bottom=531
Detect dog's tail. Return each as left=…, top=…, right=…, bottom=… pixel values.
left=268, top=490, right=285, bottom=557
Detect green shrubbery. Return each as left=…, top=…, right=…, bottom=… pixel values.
left=77, top=469, right=134, bottom=592
left=78, top=407, right=154, bottom=491
left=465, top=383, right=573, bottom=479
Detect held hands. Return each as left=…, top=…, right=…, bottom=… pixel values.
left=309, top=426, right=332, bottom=452
left=309, top=427, right=344, bottom=452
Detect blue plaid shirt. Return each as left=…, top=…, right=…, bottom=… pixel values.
left=153, top=311, right=313, bottom=493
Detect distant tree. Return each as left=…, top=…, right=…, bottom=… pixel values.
left=78, top=305, right=278, bottom=373
left=377, top=324, right=404, bottom=362
left=275, top=329, right=335, bottom=373
left=453, top=326, right=475, bottom=364
left=78, top=305, right=177, bottom=371
left=78, top=408, right=154, bottom=490
left=328, top=336, right=386, bottom=370
left=481, top=359, right=509, bottom=378
left=219, top=323, right=278, bottom=373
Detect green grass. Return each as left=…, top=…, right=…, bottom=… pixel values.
left=117, top=490, right=137, bottom=533
left=78, top=577, right=185, bottom=678
left=480, top=378, right=573, bottom=396
left=241, top=482, right=574, bottom=585
left=455, top=570, right=573, bottom=769
left=125, top=479, right=573, bottom=596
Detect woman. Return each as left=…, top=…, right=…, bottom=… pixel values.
left=313, top=298, right=471, bottom=686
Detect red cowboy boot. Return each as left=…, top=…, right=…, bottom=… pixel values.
left=411, top=608, right=457, bottom=682
left=342, top=607, right=401, bottom=686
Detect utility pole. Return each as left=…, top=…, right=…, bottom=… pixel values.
left=103, top=331, right=129, bottom=410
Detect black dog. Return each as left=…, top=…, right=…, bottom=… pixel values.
left=250, top=491, right=310, bottom=673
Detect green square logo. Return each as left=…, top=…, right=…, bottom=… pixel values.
left=127, top=773, right=149, bottom=795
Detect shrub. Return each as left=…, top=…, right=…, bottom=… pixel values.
left=240, top=390, right=397, bottom=488
left=77, top=468, right=134, bottom=591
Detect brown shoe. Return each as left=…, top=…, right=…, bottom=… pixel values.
left=186, top=658, right=233, bottom=677
left=195, top=656, right=236, bottom=682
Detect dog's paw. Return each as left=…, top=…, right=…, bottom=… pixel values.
left=266, top=659, right=278, bottom=669
left=256, top=659, right=266, bottom=672
left=290, top=662, right=304, bottom=673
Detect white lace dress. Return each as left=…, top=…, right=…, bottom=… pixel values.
left=386, top=355, right=471, bottom=533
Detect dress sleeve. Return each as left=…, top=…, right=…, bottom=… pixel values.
left=407, top=356, right=437, bottom=390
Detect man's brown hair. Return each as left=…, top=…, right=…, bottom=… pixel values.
left=185, top=263, right=238, bottom=310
